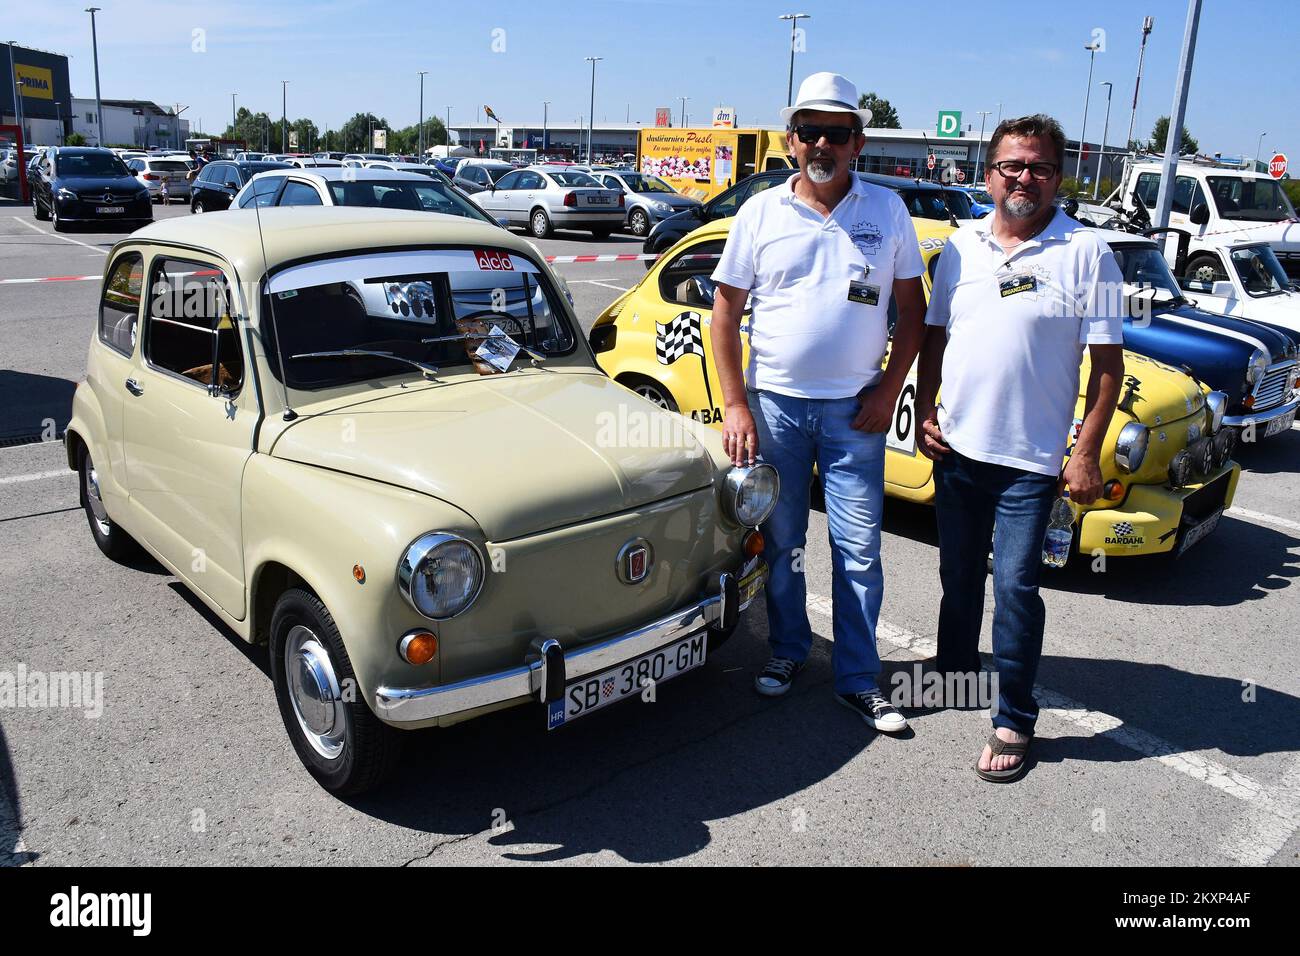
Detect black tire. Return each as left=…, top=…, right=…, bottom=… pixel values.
left=591, top=227, right=613, bottom=240
left=529, top=207, right=552, bottom=239
left=1184, top=253, right=1224, bottom=287
left=270, top=588, right=402, bottom=796
left=79, top=444, right=138, bottom=562
left=51, top=201, right=66, bottom=232
left=192, top=200, right=204, bottom=214
left=33, top=192, right=49, bottom=221
left=618, top=374, right=678, bottom=412
left=628, top=208, right=651, bottom=237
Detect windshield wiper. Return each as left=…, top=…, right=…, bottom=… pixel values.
left=290, top=349, right=440, bottom=378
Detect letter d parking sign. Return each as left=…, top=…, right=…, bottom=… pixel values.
left=937, top=110, right=961, bottom=138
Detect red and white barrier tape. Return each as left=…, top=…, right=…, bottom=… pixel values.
left=0, top=274, right=101, bottom=285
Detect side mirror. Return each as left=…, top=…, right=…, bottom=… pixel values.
left=1210, top=280, right=1236, bottom=299
left=1189, top=202, right=1210, bottom=226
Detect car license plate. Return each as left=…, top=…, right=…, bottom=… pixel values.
left=1264, top=408, right=1296, bottom=438
left=1178, top=507, right=1223, bottom=556
left=587, top=196, right=610, bottom=204
left=96, top=206, right=123, bottom=214
left=547, top=633, right=707, bottom=729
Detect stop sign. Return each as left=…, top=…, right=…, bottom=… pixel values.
left=1270, top=153, right=1288, bottom=179
left=926, top=153, right=936, bottom=171
left=956, top=169, right=966, bottom=182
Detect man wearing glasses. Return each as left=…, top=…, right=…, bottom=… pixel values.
left=709, top=73, right=927, bottom=731
left=916, top=114, right=1125, bottom=781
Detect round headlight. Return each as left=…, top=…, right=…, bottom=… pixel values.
left=723, top=464, right=780, bottom=527
left=1204, top=391, right=1228, bottom=433
left=1246, top=349, right=1268, bottom=384
left=1114, top=422, right=1149, bottom=474
left=396, top=533, right=484, bottom=620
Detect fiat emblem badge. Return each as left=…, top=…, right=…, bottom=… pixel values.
left=617, top=538, right=654, bottom=585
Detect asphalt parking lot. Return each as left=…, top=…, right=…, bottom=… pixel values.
left=1, top=196, right=1298, bottom=867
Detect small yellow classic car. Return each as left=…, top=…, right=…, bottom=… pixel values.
left=590, top=216, right=1241, bottom=558
left=67, top=207, right=775, bottom=794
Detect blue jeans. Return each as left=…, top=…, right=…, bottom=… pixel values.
left=750, top=388, right=886, bottom=695
left=932, top=450, right=1058, bottom=735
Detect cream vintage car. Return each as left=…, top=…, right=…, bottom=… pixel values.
left=66, top=206, right=774, bottom=795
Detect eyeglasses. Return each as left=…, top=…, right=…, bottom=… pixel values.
left=990, top=160, right=1060, bottom=181
left=792, top=124, right=857, bottom=146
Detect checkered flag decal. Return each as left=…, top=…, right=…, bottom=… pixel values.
left=655, top=311, right=705, bottom=365
left=1112, top=522, right=1135, bottom=536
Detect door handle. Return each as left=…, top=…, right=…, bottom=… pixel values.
left=125, top=377, right=144, bottom=396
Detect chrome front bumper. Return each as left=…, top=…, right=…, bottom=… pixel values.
left=1223, top=396, right=1299, bottom=429
left=374, top=563, right=767, bottom=724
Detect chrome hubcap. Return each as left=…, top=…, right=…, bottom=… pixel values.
left=285, top=625, right=345, bottom=760
left=636, top=385, right=670, bottom=409
left=83, top=454, right=111, bottom=535
left=632, top=212, right=647, bottom=234
left=532, top=213, right=545, bottom=234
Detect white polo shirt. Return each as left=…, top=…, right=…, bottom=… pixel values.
left=924, top=207, right=1125, bottom=476
left=711, top=173, right=924, bottom=400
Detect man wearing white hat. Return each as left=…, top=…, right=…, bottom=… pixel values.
left=710, top=72, right=927, bottom=731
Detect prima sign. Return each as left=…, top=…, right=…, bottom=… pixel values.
left=49, top=886, right=151, bottom=936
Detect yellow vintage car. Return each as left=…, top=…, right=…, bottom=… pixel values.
left=66, top=207, right=776, bottom=795
left=590, top=216, right=1241, bottom=558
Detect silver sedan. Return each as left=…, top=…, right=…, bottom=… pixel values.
left=473, top=166, right=625, bottom=239
left=592, top=171, right=702, bottom=237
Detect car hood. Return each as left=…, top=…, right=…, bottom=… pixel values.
left=270, top=371, right=717, bottom=541
left=1161, top=299, right=1295, bottom=361
left=640, top=193, right=699, bottom=208
left=1104, top=349, right=1209, bottom=425
left=1209, top=219, right=1300, bottom=251
left=57, top=174, right=143, bottom=195
left=1231, top=291, right=1300, bottom=334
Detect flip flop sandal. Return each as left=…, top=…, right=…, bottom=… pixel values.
left=975, top=732, right=1032, bottom=783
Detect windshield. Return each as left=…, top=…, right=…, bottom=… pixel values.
left=548, top=171, right=601, bottom=187
left=967, top=189, right=993, bottom=204
left=1231, top=244, right=1291, bottom=297
left=1206, top=176, right=1298, bottom=223
left=56, top=152, right=130, bottom=177
left=261, top=248, right=576, bottom=391
left=620, top=173, right=674, bottom=194
left=898, top=188, right=962, bottom=221
left=326, top=179, right=491, bottom=221
left=1110, top=243, right=1182, bottom=300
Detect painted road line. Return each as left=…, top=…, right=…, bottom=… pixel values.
left=1227, top=507, right=1300, bottom=535
left=582, top=281, right=630, bottom=293
left=11, top=217, right=109, bottom=255
left=0, top=469, right=73, bottom=486
left=804, top=592, right=1299, bottom=863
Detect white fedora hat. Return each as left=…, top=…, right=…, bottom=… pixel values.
left=780, top=72, right=872, bottom=128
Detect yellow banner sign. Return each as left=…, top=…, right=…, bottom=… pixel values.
left=15, top=64, right=54, bottom=100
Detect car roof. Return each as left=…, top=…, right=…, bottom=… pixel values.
left=117, top=207, right=540, bottom=276
left=249, top=167, right=440, bottom=183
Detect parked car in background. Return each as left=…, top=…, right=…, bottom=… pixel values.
left=953, top=184, right=995, bottom=217
left=234, top=151, right=267, bottom=162
left=1172, top=238, right=1300, bottom=336
left=361, top=160, right=453, bottom=184
left=30, top=146, right=152, bottom=232
left=189, top=159, right=292, bottom=213
left=66, top=207, right=772, bottom=794
left=591, top=170, right=702, bottom=237
left=2, top=146, right=38, bottom=184
left=452, top=159, right=514, bottom=196
left=313, top=151, right=347, bottom=162
left=125, top=154, right=195, bottom=202
left=284, top=157, right=344, bottom=169
left=233, top=167, right=494, bottom=223
left=474, top=165, right=624, bottom=239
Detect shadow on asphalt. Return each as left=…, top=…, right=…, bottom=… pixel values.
left=0, top=370, right=76, bottom=443
left=0, top=721, right=39, bottom=865
left=1232, top=428, right=1300, bottom=476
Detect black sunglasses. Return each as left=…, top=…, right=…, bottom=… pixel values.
left=792, top=124, right=856, bottom=146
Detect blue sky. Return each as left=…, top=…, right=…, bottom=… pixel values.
left=14, top=0, right=1298, bottom=162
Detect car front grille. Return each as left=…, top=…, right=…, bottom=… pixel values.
left=1252, top=361, right=1297, bottom=411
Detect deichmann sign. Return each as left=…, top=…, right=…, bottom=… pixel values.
left=936, top=109, right=961, bottom=138
left=15, top=64, right=54, bottom=100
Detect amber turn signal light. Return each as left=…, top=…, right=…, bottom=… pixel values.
left=399, top=631, right=438, bottom=666
left=353, top=564, right=366, bottom=583
left=744, top=530, right=765, bottom=557
left=1103, top=480, right=1125, bottom=501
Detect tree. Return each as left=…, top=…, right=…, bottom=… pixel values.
left=220, top=107, right=274, bottom=151
left=287, top=118, right=319, bottom=152
left=338, top=112, right=388, bottom=153
left=389, top=118, right=447, bottom=156
left=1149, top=116, right=1198, bottom=156
left=65, top=132, right=87, bottom=146
left=858, top=92, right=900, bottom=129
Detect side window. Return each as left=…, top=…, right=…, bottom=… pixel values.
left=495, top=170, right=522, bottom=190
left=280, top=181, right=323, bottom=206
left=709, top=183, right=748, bottom=219
left=659, top=239, right=726, bottom=308
left=128, top=159, right=144, bottom=173
left=239, top=175, right=283, bottom=208
left=99, top=252, right=144, bottom=357
left=1171, top=176, right=1197, bottom=214
left=145, top=257, right=243, bottom=393
left=1134, top=172, right=1160, bottom=207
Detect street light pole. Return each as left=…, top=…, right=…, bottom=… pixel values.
left=1076, top=40, right=1101, bottom=181
left=1255, top=131, right=1267, bottom=168
left=679, top=96, right=688, bottom=129
left=585, top=56, right=602, bottom=164
left=542, top=101, right=549, bottom=154
left=15, top=80, right=25, bottom=144
left=1152, top=0, right=1202, bottom=231
left=281, top=80, right=288, bottom=153
left=85, top=8, right=104, bottom=146
left=778, top=13, right=810, bottom=108
left=418, top=70, right=427, bottom=158
left=231, top=93, right=236, bottom=139
left=1126, top=16, right=1155, bottom=157
left=1095, top=81, right=1113, bottom=199
left=974, top=110, right=991, bottom=185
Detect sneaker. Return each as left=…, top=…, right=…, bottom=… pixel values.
left=836, top=688, right=909, bottom=733
left=754, top=656, right=804, bottom=697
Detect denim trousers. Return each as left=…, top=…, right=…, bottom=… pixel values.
left=750, top=388, right=887, bottom=695
left=932, top=449, right=1058, bottom=735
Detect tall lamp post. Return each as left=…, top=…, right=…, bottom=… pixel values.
left=778, top=13, right=810, bottom=108
left=1075, top=38, right=1102, bottom=181
left=585, top=56, right=602, bottom=164
left=1094, top=81, right=1113, bottom=199
left=679, top=95, right=688, bottom=129
left=974, top=110, right=991, bottom=185
left=85, top=9, right=104, bottom=146
left=417, top=71, right=427, bottom=158
left=542, top=101, right=549, bottom=155
left=230, top=92, right=237, bottom=139
left=1255, top=131, right=1267, bottom=169
left=281, top=80, right=288, bottom=153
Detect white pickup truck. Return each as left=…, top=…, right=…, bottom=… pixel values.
left=1109, top=159, right=1300, bottom=283
left=1176, top=238, right=1300, bottom=338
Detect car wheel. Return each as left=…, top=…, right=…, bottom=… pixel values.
left=79, top=444, right=137, bottom=561
left=192, top=200, right=204, bottom=214
left=529, top=208, right=553, bottom=239
left=1184, top=253, right=1223, bottom=287
left=51, top=201, right=66, bottom=232
left=591, top=227, right=613, bottom=240
left=619, top=374, right=678, bottom=413
left=33, top=192, right=49, bottom=221
left=270, top=588, right=402, bottom=796
left=628, top=208, right=650, bottom=237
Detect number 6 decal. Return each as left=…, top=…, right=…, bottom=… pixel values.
left=886, top=382, right=917, bottom=455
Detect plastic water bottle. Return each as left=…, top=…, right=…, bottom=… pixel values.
left=1042, top=492, right=1073, bottom=568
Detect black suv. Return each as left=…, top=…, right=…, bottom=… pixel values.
left=643, top=169, right=973, bottom=259
left=30, top=147, right=152, bottom=232
left=190, top=159, right=292, bottom=213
